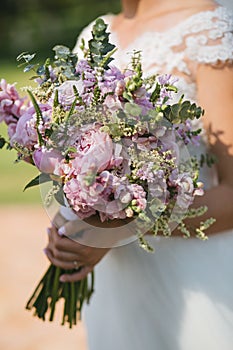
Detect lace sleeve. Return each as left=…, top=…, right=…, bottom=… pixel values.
left=184, top=7, right=233, bottom=66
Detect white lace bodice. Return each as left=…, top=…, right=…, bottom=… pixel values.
left=74, top=6, right=233, bottom=102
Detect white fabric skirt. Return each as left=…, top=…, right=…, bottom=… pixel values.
left=84, top=230, right=233, bottom=350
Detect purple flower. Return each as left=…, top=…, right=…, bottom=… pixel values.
left=129, top=183, right=147, bottom=211
left=158, top=129, right=180, bottom=164
left=174, top=120, right=201, bottom=146
left=155, top=74, right=179, bottom=105
left=100, top=65, right=125, bottom=93
left=75, top=60, right=92, bottom=75
left=76, top=60, right=96, bottom=89
left=132, top=135, right=157, bottom=151
left=157, top=74, right=178, bottom=86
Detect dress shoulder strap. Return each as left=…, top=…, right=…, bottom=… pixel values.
left=182, top=6, right=233, bottom=65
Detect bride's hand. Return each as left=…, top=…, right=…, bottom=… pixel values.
left=45, top=222, right=110, bottom=282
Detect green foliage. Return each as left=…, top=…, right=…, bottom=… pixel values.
left=88, top=18, right=116, bottom=69
left=53, top=45, right=78, bottom=79
left=124, top=51, right=143, bottom=102
left=163, top=96, right=204, bottom=124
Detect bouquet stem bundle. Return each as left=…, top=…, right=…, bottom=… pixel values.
left=26, top=264, right=94, bottom=328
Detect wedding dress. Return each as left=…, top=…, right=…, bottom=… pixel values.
left=72, top=6, right=233, bottom=350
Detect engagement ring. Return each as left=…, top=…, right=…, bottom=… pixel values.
left=73, top=260, right=80, bottom=270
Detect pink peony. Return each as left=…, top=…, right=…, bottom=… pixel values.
left=10, top=112, right=38, bottom=148
left=0, top=79, right=25, bottom=123
left=10, top=104, right=52, bottom=148
left=72, top=126, right=113, bottom=174
left=33, top=147, right=63, bottom=174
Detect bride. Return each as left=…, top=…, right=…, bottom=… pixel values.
left=45, top=0, right=233, bottom=349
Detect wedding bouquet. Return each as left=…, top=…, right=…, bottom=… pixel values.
left=0, top=18, right=215, bottom=328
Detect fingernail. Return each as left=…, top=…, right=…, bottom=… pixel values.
left=59, top=275, right=66, bottom=283
left=58, top=226, right=65, bottom=236
left=47, top=228, right=51, bottom=236
left=43, top=248, right=48, bottom=255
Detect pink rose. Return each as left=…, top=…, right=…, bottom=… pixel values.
left=56, top=80, right=84, bottom=108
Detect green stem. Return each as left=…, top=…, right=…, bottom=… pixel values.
left=49, top=266, right=61, bottom=321
left=25, top=264, right=53, bottom=311
left=61, top=282, right=69, bottom=326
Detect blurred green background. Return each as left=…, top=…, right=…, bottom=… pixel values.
left=0, top=0, right=120, bottom=204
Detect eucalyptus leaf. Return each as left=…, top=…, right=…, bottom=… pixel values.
left=88, top=18, right=116, bottom=69
left=24, top=64, right=35, bottom=73
left=16, top=52, right=36, bottom=62
left=125, top=102, right=142, bottom=117
left=16, top=52, right=29, bottom=61
left=37, top=65, right=46, bottom=75
left=53, top=45, right=70, bottom=59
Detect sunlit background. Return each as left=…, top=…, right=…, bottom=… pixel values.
left=0, top=1, right=232, bottom=349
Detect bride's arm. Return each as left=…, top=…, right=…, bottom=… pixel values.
left=185, top=62, right=233, bottom=234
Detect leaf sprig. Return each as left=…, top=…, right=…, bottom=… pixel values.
left=88, top=18, right=116, bottom=69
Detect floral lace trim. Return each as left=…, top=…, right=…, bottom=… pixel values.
left=74, top=7, right=232, bottom=101
left=184, top=6, right=233, bottom=64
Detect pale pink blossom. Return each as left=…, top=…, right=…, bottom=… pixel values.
left=73, top=126, right=113, bottom=174
left=56, top=80, right=84, bottom=108
left=0, top=79, right=25, bottom=122
left=10, top=104, right=51, bottom=148
left=33, top=147, right=63, bottom=174
left=10, top=112, right=38, bottom=148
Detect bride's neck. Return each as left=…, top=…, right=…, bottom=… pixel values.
left=121, top=0, right=215, bottom=19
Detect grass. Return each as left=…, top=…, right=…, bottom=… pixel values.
left=0, top=62, right=40, bottom=204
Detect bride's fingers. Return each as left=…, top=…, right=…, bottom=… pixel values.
left=60, top=266, right=93, bottom=282
left=44, top=248, right=82, bottom=270
left=45, top=243, right=81, bottom=262
left=47, top=226, right=87, bottom=253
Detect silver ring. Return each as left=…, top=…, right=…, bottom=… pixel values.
left=73, top=260, right=79, bottom=270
